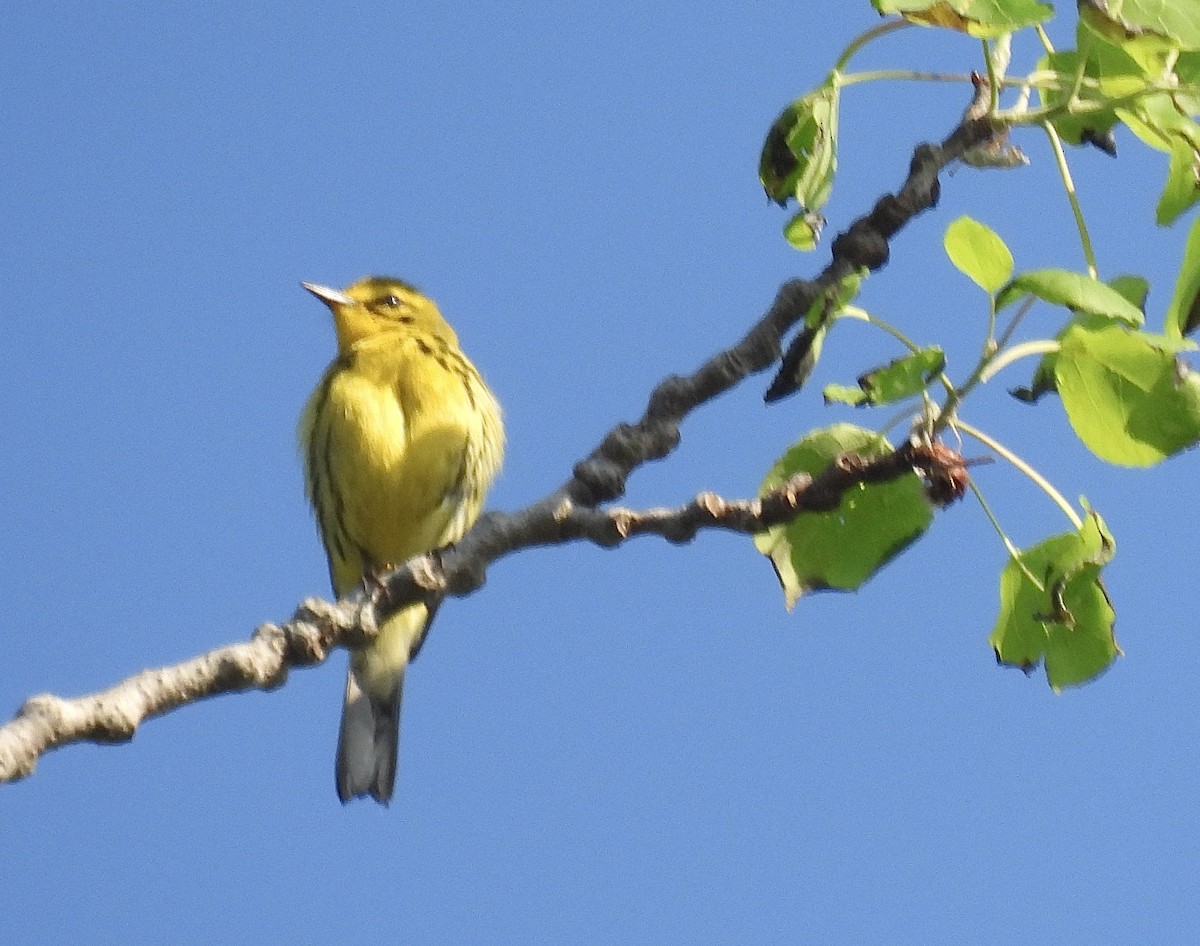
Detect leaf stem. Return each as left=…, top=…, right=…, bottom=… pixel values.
left=931, top=293, right=1039, bottom=438
left=1042, top=121, right=1099, bottom=279
left=953, top=419, right=1083, bottom=529
left=994, top=293, right=1038, bottom=352
left=1034, top=24, right=1055, bottom=55
left=837, top=69, right=976, bottom=88
left=838, top=306, right=956, bottom=396
left=978, top=339, right=1061, bottom=383
left=1007, top=79, right=1182, bottom=126
left=838, top=306, right=920, bottom=352
left=982, top=39, right=1000, bottom=113
left=968, top=480, right=1046, bottom=591
left=833, top=18, right=912, bottom=74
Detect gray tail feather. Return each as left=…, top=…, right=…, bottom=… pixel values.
left=335, top=666, right=403, bottom=805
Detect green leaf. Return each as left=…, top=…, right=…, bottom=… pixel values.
left=1108, top=273, right=1151, bottom=310
left=759, top=84, right=840, bottom=216
left=1165, top=212, right=1200, bottom=338
left=1118, top=93, right=1200, bottom=155
left=822, top=383, right=869, bottom=407
left=755, top=424, right=933, bottom=608
left=1047, top=20, right=1200, bottom=208
left=1036, top=37, right=1142, bottom=148
left=989, top=510, right=1120, bottom=691
left=995, top=269, right=1146, bottom=325
left=1075, top=21, right=1152, bottom=92
left=1010, top=278, right=1149, bottom=403
left=944, top=216, right=1013, bottom=293
left=1078, top=0, right=1200, bottom=52
left=1115, top=87, right=1200, bottom=222
left=871, top=0, right=1052, bottom=37
left=1177, top=50, right=1200, bottom=86
left=784, top=211, right=826, bottom=252
left=1157, top=136, right=1200, bottom=225
left=826, top=347, right=945, bottom=407
left=1055, top=321, right=1200, bottom=465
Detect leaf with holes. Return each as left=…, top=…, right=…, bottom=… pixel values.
left=755, top=425, right=933, bottom=608
left=760, top=83, right=840, bottom=222
left=990, top=510, right=1120, bottom=691
left=824, top=347, right=945, bottom=408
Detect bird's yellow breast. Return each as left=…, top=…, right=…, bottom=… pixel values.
left=301, top=327, right=502, bottom=598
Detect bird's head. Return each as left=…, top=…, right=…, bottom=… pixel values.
left=302, top=276, right=456, bottom=352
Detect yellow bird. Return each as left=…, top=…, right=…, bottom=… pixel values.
left=298, top=276, right=504, bottom=804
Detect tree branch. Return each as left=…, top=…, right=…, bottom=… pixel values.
left=0, top=107, right=994, bottom=784
left=0, top=443, right=967, bottom=782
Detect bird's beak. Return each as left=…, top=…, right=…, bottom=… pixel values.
left=301, top=281, right=354, bottom=307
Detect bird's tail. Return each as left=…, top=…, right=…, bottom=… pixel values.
left=335, top=603, right=431, bottom=804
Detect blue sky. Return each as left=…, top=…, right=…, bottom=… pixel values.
left=3, top=3, right=1199, bottom=943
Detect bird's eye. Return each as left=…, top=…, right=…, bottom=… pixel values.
left=380, top=294, right=401, bottom=308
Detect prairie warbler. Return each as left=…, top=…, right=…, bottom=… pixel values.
left=299, top=276, right=503, bottom=804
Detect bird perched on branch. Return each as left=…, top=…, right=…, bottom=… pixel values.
left=299, top=276, right=504, bottom=804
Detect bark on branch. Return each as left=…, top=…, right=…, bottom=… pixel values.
left=0, top=109, right=995, bottom=784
